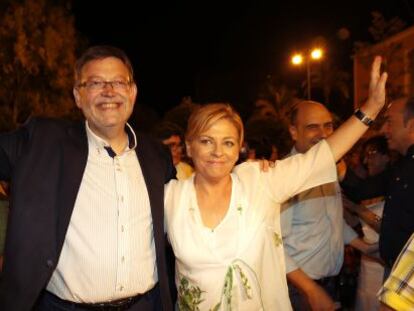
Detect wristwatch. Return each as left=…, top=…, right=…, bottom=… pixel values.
left=354, top=109, right=374, bottom=126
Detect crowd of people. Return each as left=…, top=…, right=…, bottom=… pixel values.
left=0, top=45, right=412, bottom=311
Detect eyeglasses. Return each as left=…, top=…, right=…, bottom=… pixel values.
left=77, top=80, right=132, bottom=91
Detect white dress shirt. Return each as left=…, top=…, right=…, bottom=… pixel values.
left=281, top=147, right=358, bottom=280
left=165, top=140, right=337, bottom=310
left=47, top=122, right=156, bottom=303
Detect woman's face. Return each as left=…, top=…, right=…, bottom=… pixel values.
left=186, top=118, right=240, bottom=183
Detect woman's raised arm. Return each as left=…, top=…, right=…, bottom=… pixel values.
left=327, top=56, right=388, bottom=161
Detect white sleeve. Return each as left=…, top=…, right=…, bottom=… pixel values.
left=265, top=140, right=337, bottom=203
left=281, top=203, right=300, bottom=273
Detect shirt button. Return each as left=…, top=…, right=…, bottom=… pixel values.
left=395, top=177, right=400, bottom=181
left=388, top=195, right=392, bottom=200
left=403, top=184, right=408, bottom=189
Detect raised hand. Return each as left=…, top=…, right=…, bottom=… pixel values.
left=326, top=56, right=388, bottom=162
left=364, top=56, right=388, bottom=117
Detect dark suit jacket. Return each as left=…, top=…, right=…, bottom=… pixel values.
left=0, top=118, right=175, bottom=311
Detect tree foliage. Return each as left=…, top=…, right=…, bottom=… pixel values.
left=369, top=11, right=407, bottom=42
left=354, top=11, right=408, bottom=101
left=255, top=76, right=299, bottom=122
left=354, top=11, right=407, bottom=52
left=0, top=0, right=79, bottom=131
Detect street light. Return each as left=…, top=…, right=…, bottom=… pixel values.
left=291, top=48, right=324, bottom=100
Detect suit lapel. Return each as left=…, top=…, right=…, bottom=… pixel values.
left=56, top=122, right=88, bottom=252
left=135, top=135, right=172, bottom=309
left=136, top=135, right=165, bottom=243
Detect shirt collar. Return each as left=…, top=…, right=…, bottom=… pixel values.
left=85, top=121, right=137, bottom=155
left=125, top=123, right=137, bottom=150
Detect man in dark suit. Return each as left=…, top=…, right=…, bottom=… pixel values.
left=0, top=46, right=175, bottom=311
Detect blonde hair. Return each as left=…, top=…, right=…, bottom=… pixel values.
left=185, top=103, right=244, bottom=146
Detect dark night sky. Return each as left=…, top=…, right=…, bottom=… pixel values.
left=72, top=0, right=414, bottom=116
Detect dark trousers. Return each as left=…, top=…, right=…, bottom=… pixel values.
left=383, top=264, right=392, bottom=282
left=288, top=277, right=339, bottom=311
left=35, top=285, right=161, bottom=311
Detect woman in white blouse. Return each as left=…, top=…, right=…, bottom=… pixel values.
left=164, top=57, right=387, bottom=310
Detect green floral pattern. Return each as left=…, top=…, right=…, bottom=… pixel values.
left=178, top=277, right=205, bottom=311
left=273, top=232, right=282, bottom=247
left=178, top=262, right=256, bottom=311
left=233, top=264, right=252, bottom=299
left=236, top=205, right=243, bottom=215
left=221, top=266, right=234, bottom=309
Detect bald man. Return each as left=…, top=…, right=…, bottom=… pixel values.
left=281, top=101, right=372, bottom=311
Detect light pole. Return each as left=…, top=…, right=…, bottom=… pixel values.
left=291, top=48, right=323, bottom=100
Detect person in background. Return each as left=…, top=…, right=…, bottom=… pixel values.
left=0, top=45, right=175, bottom=311
left=351, top=135, right=391, bottom=311
left=281, top=101, right=378, bottom=311
left=341, top=96, right=414, bottom=279
left=152, top=121, right=193, bottom=180
left=245, top=135, right=278, bottom=161
left=379, top=97, right=414, bottom=277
